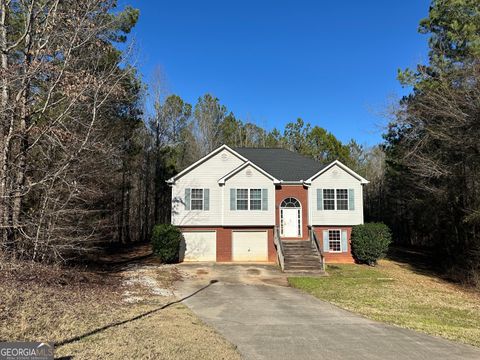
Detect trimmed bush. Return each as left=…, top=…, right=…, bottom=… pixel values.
left=351, top=223, right=391, bottom=265
left=151, top=224, right=183, bottom=263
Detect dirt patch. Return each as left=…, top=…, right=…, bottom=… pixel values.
left=120, top=264, right=184, bottom=302
left=246, top=268, right=261, bottom=275
left=176, top=264, right=287, bottom=287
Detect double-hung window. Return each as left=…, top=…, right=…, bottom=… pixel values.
left=191, top=188, right=204, bottom=210
left=249, top=189, right=262, bottom=210
left=236, top=188, right=262, bottom=210
left=336, top=189, right=348, bottom=210
left=236, top=189, right=249, bottom=210
left=323, top=188, right=349, bottom=210
left=328, top=230, right=341, bottom=252
left=323, top=189, right=335, bottom=210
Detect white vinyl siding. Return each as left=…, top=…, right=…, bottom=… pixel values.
left=224, top=165, right=275, bottom=226
left=171, top=149, right=244, bottom=226
left=309, top=164, right=364, bottom=225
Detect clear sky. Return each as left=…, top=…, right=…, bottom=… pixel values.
left=127, top=0, right=431, bottom=145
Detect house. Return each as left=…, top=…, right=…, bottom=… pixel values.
left=167, top=145, right=369, bottom=270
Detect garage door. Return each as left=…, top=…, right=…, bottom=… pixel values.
left=182, top=231, right=216, bottom=261
left=232, top=231, right=268, bottom=262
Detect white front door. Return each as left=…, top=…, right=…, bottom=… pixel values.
left=282, top=208, right=299, bottom=237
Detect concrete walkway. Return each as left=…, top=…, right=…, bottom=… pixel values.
left=174, top=264, right=480, bottom=360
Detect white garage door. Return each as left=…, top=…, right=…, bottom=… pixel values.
left=182, top=231, right=216, bottom=261
left=232, top=231, right=268, bottom=262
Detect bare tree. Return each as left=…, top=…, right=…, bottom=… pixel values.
left=0, top=0, right=141, bottom=260
left=193, top=94, right=226, bottom=155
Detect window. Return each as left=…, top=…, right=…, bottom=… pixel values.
left=236, top=188, right=262, bottom=210
left=336, top=189, right=348, bottom=210
left=329, top=230, right=341, bottom=252
left=236, top=189, right=249, bottom=210
left=297, top=209, right=301, bottom=236
left=250, top=189, right=262, bottom=210
left=280, top=197, right=300, bottom=208
left=323, top=188, right=349, bottom=210
left=191, top=189, right=203, bottom=210
left=323, top=189, right=335, bottom=210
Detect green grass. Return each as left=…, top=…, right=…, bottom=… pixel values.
left=288, top=261, right=480, bottom=347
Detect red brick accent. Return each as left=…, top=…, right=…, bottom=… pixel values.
left=313, top=226, right=355, bottom=263
left=275, top=185, right=309, bottom=240
left=216, top=227, right=232, bottom=262
left=178, top=226, right=276, bottom=262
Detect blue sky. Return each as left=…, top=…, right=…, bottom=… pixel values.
left=127, top=0, right=431, bottom=145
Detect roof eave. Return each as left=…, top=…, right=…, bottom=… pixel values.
left=166, top=144, right=249, bottom=184
left=305, top=160, right=369, bottom=184
left=218, top=161, right=280, bottom=185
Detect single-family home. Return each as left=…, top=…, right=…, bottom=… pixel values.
left=167, top=145, right=369, bottom=271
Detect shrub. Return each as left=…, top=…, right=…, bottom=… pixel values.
left=351, top=223, right=391, bottom=265
left=151, top=224, right=183, bottom=263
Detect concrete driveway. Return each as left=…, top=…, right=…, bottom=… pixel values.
left=174, top=264, right=480, bottom=360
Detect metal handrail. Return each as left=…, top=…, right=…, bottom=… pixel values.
left=309, top=226, right=325, bottom=271
left=273, top=226, right=285, bottom=271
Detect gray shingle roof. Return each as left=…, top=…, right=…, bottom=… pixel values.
left=233, top=148, right=326, bottom=182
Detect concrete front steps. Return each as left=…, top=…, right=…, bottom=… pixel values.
left=281, top=240, right=325, bottom=274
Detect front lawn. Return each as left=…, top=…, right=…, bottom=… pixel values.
left=288, top=257, right=480, bottom=347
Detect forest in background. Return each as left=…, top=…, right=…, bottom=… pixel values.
left=1, top=0, right=479, bottom=285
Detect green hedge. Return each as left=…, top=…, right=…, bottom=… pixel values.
left=151, top=224, right=183, bottom=263
left=351, top=223, right=392, bottom=265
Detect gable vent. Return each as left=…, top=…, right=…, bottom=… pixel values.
left=246, top=169, right=253, bottom=177
left=221, top=153, right=228, bottom=161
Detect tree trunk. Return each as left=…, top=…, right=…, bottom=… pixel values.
left=124, top=170, right=131, bottom=243
left=119, top=165, right=126, bottom=243
left=11, top=4, right=34, bottom=240
left=0, top=0, right=10, bottom=245
left=143, top=147, right=151, bottom=241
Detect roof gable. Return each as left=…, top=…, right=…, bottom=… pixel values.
left=305, top=160, right=369, bottom=184
left=218, top=161, right=280, bottom=184
left=166, top=145, right=248, bottom=183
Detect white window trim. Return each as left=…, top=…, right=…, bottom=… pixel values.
left=328, top=229, right=342, bottom=253
left=236, top=188, right=263, bottom=211
left=323, top=188, right=350, bottom=211
left=190, top=188, right=204, bottom=211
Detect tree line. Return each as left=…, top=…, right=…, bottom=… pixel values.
left=375, top=0, right=480, bottom=284
left=1, top=0, right=478, bottom=285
